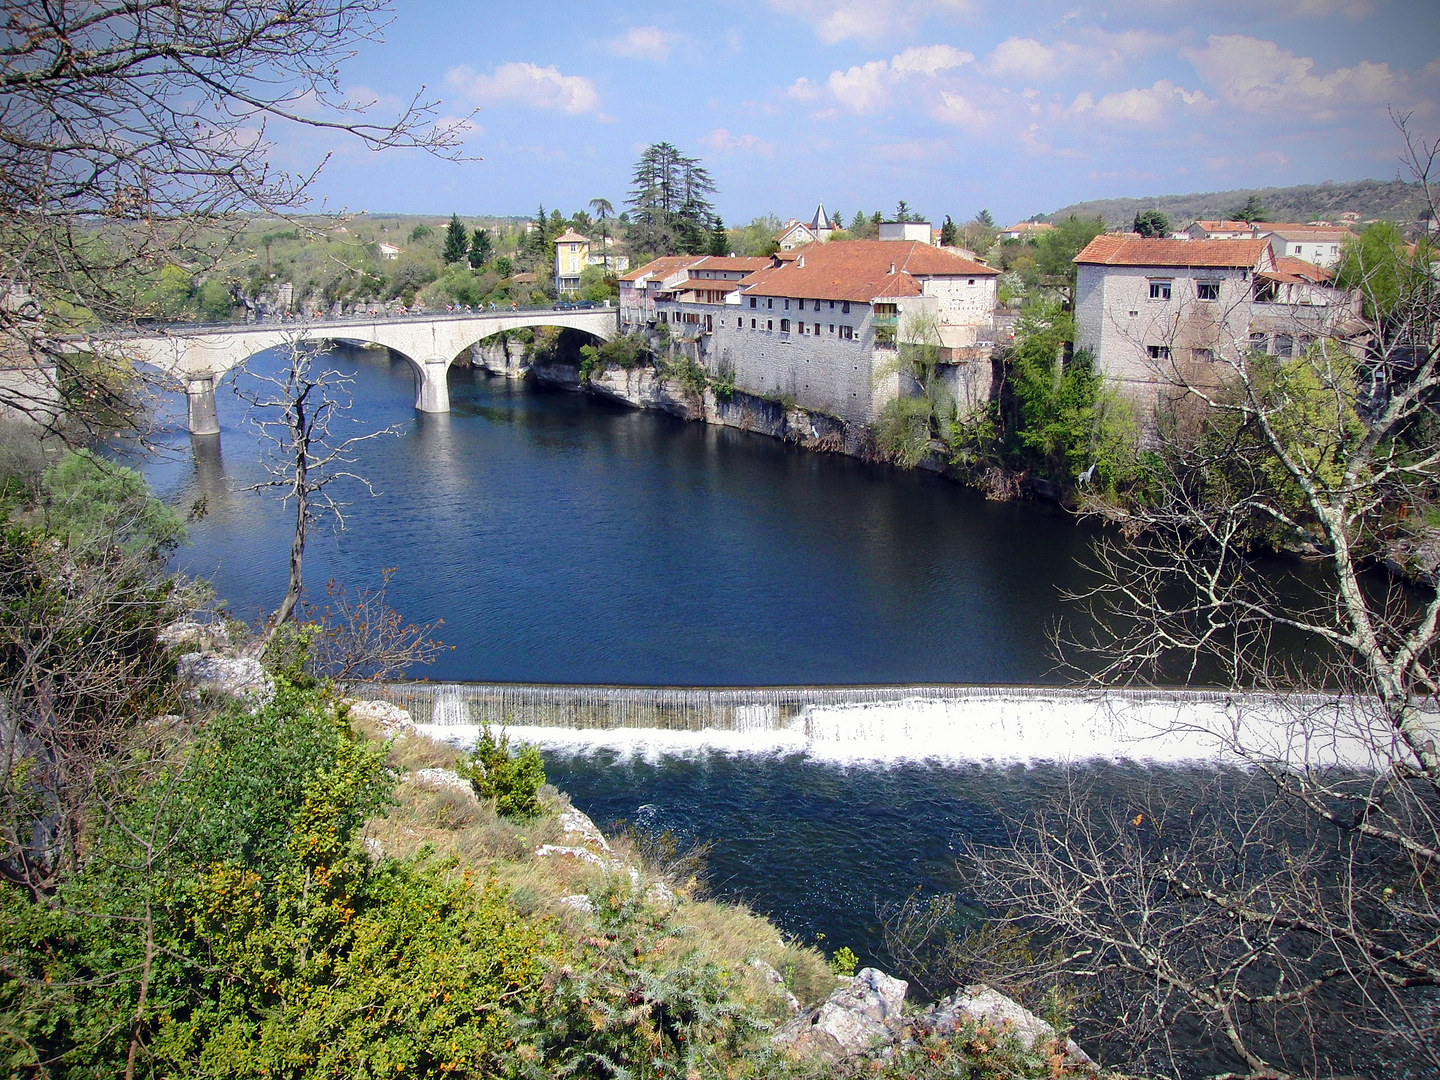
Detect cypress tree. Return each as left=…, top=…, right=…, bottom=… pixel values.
left=468, top=228, right=492, bottom=269
left=709, top=217, right=728, bottom=257
left=442, top=214, right=468, bottom=264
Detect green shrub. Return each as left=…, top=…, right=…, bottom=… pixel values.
left=831, top=945, right=859, bottom=976
left=40, top=448, right=187, bottom=556
left=457, top=725, right=546, bottom=819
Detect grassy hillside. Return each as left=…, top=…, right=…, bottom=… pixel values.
left=1040, top=178, right=1427, bottom=229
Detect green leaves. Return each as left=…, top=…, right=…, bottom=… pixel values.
left=457, top=725, right=546, bottom=820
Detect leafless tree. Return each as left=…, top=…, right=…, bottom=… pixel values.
left=301, top=568, right=446, bottom=685
left=957, top=122, right=1440, bottom=1079
left=0, top=0, right=467, bottom=439
left=233, top=337, right=399, bottom=650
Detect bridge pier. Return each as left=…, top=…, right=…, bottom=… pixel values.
left=186, top=376, right=220, bottom=436
left=414, top=358, right=451, bottom=414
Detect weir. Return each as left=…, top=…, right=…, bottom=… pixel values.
left=375, top=683, right=1399, bottom=766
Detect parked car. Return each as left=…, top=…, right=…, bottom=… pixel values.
left=552, top=300, right=576, bottom=311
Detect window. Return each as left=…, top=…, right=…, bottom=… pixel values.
left=766, top=319, right=773, bottom=330
left=1249, top=332, right=1268, bottom=354
left=1192, top=348, right=1215, bottom=363
left=750, top=318, right=756, bottom=329
left=705, top=315, right=712, bottom=333
left=784, top=299, right=790, bottom=310
left=767, top=299, right=773, bottom=309
left=1275, top=334, right=1293, bottom=357
left=1146, top=345, right=1171, bottom=359
left=842, top=301, right=850, bottom=314
left=749, top=297, right=757, bottom=308
left=780, top=319, right=790, bottom=332
left=968, top=278, right=975, bottom=285
left=736, top=318, right=742, bottom=328
left=829, top=301, right=836, bottom=310
left=829, top=324, right=835, bottom=333
left=839, top=325, right=854, bottom=340
left=1149, top=280, right=1173, bottom=300
left=1196, top=280, right=1221, bottom=301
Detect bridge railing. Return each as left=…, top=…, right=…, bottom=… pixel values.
left=99, top=302, right=616, bottom=337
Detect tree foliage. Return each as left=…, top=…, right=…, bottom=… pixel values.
left=442, top=214, right=469, bottom=264
left=0, top=0, right=462, bottom=439
left=626, top=142, right=718, bottom=257
left=1132, top=209, right=1170, bottom=237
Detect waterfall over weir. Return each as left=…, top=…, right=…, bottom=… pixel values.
left=376, top=683, right=1393, bottom=766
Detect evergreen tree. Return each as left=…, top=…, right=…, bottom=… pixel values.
left=527, top=204, right=549, bottom=270
left=468, top=228, right=492, bottom=269
left=1230, top=194, right=1270, bottom=222
left=940, top=215, right=959, bottom=246
left=709, top=217, right=728, bottom=256
left=626, top=142, right=718, bottom=257
left=1133, top=209, right=1170, bottom=237
left=442, top=214, right=468, bottom=264
left=850, top=210, right=867, bottom=234
left=976, top=208, right=995, bottom=228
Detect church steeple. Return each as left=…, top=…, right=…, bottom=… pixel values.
left=810, top=202, right=834, bottom=232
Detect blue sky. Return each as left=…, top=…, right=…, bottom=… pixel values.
left=283, top=0, right=1439, bottom=227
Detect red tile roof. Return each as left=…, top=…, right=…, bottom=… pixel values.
left=692, top=256, right=773, bottom=273
left=554, top=229, right=590, bottom=244
left=619, top=255, right=704, bottom=282
left=740, top=240, right=996, bottom=303
left=1075, top=235, right=1272, bottom=269
left=1265, top=256, right=1336, bottom=285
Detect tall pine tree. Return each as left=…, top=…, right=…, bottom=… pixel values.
left=709, top=217, right=728, bottom=257
left=442, top=214, right=468, bottom=264
left=468, top=228, right=492, bottom=268
left=627, top=142, right=717, bottom=258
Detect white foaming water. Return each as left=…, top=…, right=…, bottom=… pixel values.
left=407, top=687, right=1410, bottom=769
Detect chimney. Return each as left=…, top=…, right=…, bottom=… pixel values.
left=797, top=254, right=805, bottom=268
left=888, top=262, right=896, bottom=275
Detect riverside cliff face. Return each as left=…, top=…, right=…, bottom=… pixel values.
left=467, top=340, right=874, bottom=460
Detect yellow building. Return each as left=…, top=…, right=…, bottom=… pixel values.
left=554, top=229, right=590, bottom=295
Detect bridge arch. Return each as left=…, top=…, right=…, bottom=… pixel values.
left=112, top=308, right=618, bottom=433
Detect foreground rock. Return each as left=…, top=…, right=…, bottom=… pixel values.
left=342, top=698, right=416, bottom=737
left=176, top=652, right=274, bottom=709
left=775, top=969, right=1098, bottom=1071
left=773, top=967, right=908, bottom=1063
left=917, top=984, right=1095, bottom=1066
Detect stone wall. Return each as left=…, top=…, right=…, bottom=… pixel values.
left=709, top=303, right=880, bottom=426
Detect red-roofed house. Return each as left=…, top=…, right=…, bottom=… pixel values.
left=1075, top=236, right=1357, bottom=399
left=712, top=240, right=999, bottom=423
left=618, top=255, right=774, bottom=331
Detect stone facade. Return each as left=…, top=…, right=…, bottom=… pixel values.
left=710, top=299, right=885, bottom=425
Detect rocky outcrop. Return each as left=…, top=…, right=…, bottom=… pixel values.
left=175, top=652, right=274, bottom=709
left=158, top=620, right=231, bottom=651
left=773, top=968, right=908, bottom=1063
left=342, top=698, right=416, bottom=737
left=916, top=984, right=1095, bottom=1066
left=773, top=970, right=1098, bottom=1071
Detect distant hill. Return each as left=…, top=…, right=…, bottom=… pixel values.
left=1039, top=179, right=1427, bottom=230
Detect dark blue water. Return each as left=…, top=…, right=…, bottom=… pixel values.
left=136, top=346, right=1101, bottom=686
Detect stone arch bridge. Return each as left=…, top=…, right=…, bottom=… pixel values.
left=112, top=308, right=618, bottom=434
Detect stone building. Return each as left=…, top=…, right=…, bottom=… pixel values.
left=775, top=204, right=836, bottom=250
left=710, top=240, right=999, bottom=425
left=1074, top=235, right=1357, bottom=403
left=618, top=255, right=772, bottom=332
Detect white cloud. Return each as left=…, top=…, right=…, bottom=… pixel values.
left=891, top=44, right=974, bottom=77
left=787, top=76, right=821, bottom=102
left=766, top=0, right=975, bottom=44
left=700, top=128, right=775, bottom=157
left=1184, top=35, right=1398, bottom=114
left=1427, top=56, right=1440, bottom=80
left=1070, top=79, right=1210, bottom=125
left=817, top=44, right=973, bottom=115
left=988, top=38, right=1064, bottom=81
left=607, top=26, right=680, bottom=63
left=828, top=60, right=893, bottom=113
left=447, top=62, right=602, bottom=116
left=931, top=91, right=990, bottom=130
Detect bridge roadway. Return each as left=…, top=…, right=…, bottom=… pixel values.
left=109, top=306, right=619, bottom=434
